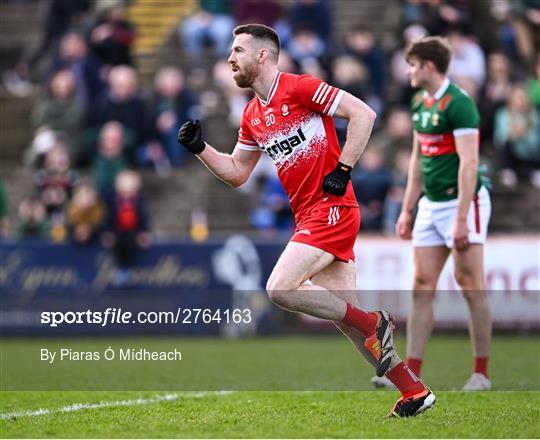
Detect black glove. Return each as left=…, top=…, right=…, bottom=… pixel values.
left=177, top=120, right=206, bottom=154
left=322, top=162, right=352, bottom=196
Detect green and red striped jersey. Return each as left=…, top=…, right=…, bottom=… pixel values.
left=411, top=79, right=482, bottom=201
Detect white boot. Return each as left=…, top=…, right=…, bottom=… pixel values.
left=462, top=373, right=492, bottom=391
left=370, top=375, right=397, bottom=390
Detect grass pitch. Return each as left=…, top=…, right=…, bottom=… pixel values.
left=1, top=335, right=539, bottom=438
left=2, top=391, right=539, bottom=438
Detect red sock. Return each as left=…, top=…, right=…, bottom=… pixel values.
left=341, top=303, right=378, bottom=337
left=406, top=357, right=423, bottom=378
left=474, top=357, right=489, bottom=377
left=386, top=362, right=426, bottom=398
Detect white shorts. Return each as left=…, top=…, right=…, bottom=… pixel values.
left=412, top=186, right=491, bottom=248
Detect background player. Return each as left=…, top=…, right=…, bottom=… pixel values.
left=178, top=24, right=435, bottom=417
left=373, top=36, right=492, bottom=391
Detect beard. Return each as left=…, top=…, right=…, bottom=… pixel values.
left=233, top=62, right=259, bottom=88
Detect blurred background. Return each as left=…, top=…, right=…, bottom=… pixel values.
left=0, top=0, right=538, bottom=336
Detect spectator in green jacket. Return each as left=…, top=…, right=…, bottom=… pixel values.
left=32, top=69, right=85, bottom=165
left=93, top=121, right=127, bottom=197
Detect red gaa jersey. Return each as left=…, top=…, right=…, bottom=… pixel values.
left=236, top=71, right=359, bottom=223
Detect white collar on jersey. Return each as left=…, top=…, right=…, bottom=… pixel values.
left=431, top=77, right=450, bottom=100
left=257, top=70, right=282, bottom=107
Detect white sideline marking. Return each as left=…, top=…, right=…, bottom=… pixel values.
left=0, top=391, right=234, bottom=420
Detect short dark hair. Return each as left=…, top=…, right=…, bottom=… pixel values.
left=233, top=24, right=280, bottom=61
left=405, top=36, right=452, bottom=74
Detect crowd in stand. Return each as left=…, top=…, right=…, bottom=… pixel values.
left=1, top=0, right=152, bottom=284
left=1, top=0, right=539, bottom=244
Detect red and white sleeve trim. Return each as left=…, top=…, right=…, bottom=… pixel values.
left=312, top=82, right=341, bottom=111
left=326, top=89, right=345, bottom=116
left=311, top=82, right=344, bottom=116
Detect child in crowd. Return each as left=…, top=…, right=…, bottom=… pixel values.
left=102, top=170, right=151, bottom=287
left=67, top=183, right=105, bottom=245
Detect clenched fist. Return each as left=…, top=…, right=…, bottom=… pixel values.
left=177, top=120, right=206, bottom=154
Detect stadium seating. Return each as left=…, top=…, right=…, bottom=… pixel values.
left=0, top=0, right=538, bottom=235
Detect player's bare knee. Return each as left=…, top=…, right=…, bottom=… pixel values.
left=266, top=275, right=293, bottom=305
left=454, top=268, right=481, bottom=291
left=266, top=288, right=294, bottom=309
left=413, top=272, right=437, bottom=291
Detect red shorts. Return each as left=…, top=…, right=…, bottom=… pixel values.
left=290, top=205, right=361, bottom=262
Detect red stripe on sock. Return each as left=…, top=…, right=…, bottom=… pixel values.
left=474, top=357, right=489, bottom=377
left=406, top=357, right=423, bottom=377
left=341, top=303, right=377, bottom=337
left=386, top=362, right=426, bottom=397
